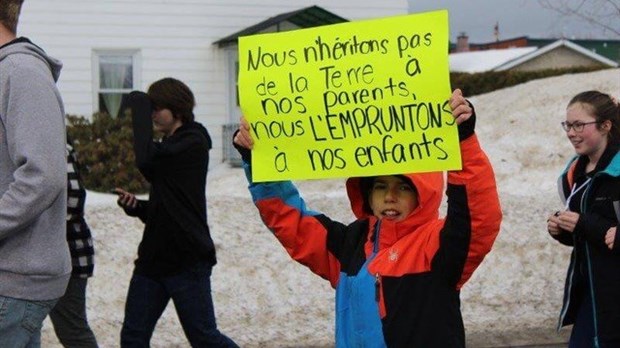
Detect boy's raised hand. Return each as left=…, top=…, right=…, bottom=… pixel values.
left=449, top=88, right=476, bottom=141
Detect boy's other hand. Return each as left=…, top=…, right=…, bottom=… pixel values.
left=449, top=89, right=473, bottom=125
left=450, top=88, right=476, bottom=141
left=233, top=117, right=253, bottom=150
left=233, top=117, right=253, bottom=162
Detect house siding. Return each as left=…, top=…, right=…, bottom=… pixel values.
left=511, top=46, right=608, bottom=72
left=18, top=0, right=408, bottom=166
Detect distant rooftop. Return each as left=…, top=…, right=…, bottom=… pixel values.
left=450, top=47, right=537, bottom=73
left=214, top=6, right=348, bottom=48
left=449, top=39, right=618, bottom=73
left=451, top=35, right=620, bottom=63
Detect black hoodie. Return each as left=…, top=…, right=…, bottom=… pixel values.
left=124, top=92, right=215, bottom=277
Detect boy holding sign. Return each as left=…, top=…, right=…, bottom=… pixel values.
left=233, top=89, right=501, bottom=346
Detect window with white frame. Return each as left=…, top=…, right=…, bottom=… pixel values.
left=93, top=50, right=140, bottom=118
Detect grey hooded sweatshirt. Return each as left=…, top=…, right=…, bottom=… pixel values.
left=0, top=38, right=71, bottom=301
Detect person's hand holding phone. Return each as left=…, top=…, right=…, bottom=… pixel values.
left=111, top=188, right=138, bottom=209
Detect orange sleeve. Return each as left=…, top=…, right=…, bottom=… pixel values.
left=449, top=134, right=502, bottom=289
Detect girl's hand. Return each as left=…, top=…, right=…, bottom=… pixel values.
left=547, top=211, right=562, bottom=236
left=556, top=211, right=580, bottom=233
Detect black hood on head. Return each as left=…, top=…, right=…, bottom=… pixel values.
left=180, top=121, right=212, bottom=150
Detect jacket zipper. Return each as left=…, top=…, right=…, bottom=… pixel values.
left=581, top=182, right=601, bottom=348
left=373, top=221, right=381, bottom=303
left=375, top=273, right=381, bottom=302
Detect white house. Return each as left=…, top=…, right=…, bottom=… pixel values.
left=449, top=39, right=619, bottom=73
left=18, top=1, right=409, bottom=165
left=449, top=47, right=538, bottom=73
left=493, top=39, right=619, bottom=71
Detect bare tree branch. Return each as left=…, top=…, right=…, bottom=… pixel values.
left=539, top=0, right=620, bottom=37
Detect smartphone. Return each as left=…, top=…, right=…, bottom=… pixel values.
left=109, top=189, right=122, bottom=195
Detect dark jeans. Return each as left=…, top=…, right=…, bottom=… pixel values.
left=49, top=277, right=99, bottom=348
left=120, top=262, right=238, bottom=348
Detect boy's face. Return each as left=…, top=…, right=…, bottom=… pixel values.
left=368, top=176, right=418, bottom=222
left=151, top=107, right=182, bottom=136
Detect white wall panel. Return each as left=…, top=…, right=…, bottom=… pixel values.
left=18, top=0, right=408, bottom=165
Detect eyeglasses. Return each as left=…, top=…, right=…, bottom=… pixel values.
left=561, top=121, right=601, bottom=132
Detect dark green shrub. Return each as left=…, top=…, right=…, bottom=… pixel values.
left=66, top=112, right=150, bottom=194
left=450, top=66, right=606, bottom=96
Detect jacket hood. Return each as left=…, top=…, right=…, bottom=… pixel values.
left=346, top=171, right=444, bottom=229
left=562, top=144, right=620, bottom=179
left=606, top=151, right=620, bottom=177
left=179, top=121, right=212, bottom=149
left=0, top=38, right=62, bottom=82
left=599, top=145, right=620, bottom=177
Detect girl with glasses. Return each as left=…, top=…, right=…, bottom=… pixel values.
left=547, top=90, right=620, bottom=348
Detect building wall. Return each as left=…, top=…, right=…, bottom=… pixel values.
left=18, top=0, right=408, bottom=165
left=511, top=46, right=606, bottom=72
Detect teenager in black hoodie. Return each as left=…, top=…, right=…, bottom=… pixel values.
left=114, top=78, right=237, bottom=347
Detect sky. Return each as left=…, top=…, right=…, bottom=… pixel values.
left=408, top=0, right=620, bottom=43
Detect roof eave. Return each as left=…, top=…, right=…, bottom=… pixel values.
left=213, top=6, right=348, bottom=48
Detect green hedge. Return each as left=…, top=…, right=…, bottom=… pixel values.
left=450, top=66, right=606, bottom=96
left=66, top=112, right=150, bottom=194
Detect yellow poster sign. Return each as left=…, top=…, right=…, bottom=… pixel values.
left=238, top=9, right=459, bottom=182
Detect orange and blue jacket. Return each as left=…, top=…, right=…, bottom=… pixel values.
left=241, top=134, right=502, bottom=347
